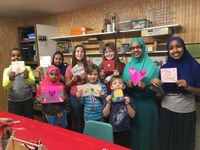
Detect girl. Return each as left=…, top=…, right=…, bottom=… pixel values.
left=65, top=45, right=92, bottom=133
left=99, top=42, right=125, bottom=94
left=151, top=37, right=200, bottom=150
left=122, top=38, right=159, bottom=150
left=36, top=66, right=67, bottom=128
left=76, top=64, right=108, bottom=122
left=52, top=51, right=72, bottom=129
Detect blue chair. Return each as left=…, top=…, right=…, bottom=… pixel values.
left=83, top=120, right=114, bottom=143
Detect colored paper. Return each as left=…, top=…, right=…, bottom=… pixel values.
left=111, top=90, right=124, bottom=103
left=160, top=68, right=177, bottom=83
left=11, top=61, right=25, bottom=75
left=103, top=60, right=114, bottom=72
left=129, top=67, right=146, bottom=86
left=41, top=86, right=64, bottom=104
left=77, top=84, right=101, bottom=97
left=72, top=64, right=85, bottom=76
left=40, top=56, right=51, bottom=67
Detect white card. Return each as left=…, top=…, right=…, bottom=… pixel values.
left=11, top=61, right=25, bottom=75
left=40, top=56, right=51, bottom=67
left=77, top=84, right=101, bottom=97
left=161, top=68, right=177, bottom=83
left=72, top=64, right=85, bottom=76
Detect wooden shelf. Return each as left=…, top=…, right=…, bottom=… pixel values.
left=25, top=61, right=38, bottom=65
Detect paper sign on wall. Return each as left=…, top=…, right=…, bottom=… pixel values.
left=72, top=64, right=85, bottom=76
left=11, top=61, right=25, bottom=75
left=160, top=68, right=177, bottom=83
left=129, top=67, right=146, bottom=86
left=41, top=85, right=64, bottom=104
left=40, top=56, right=51, bottom=67
left=77, top=84, right=101, bottom=97
left=111, top=90, right=124, bottom=103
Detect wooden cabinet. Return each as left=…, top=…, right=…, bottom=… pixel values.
left=18, top=24, right=59, bottom=121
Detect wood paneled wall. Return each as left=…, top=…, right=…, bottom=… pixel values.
left=0, top=17, right=25, bottom=111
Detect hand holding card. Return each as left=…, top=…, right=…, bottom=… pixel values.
left=129, top=67, right=146, bottom=86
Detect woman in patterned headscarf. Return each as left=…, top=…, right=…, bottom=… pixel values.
left=151, top=36, right=200, bottom=150
left=123, top=37, right=159, bottom=150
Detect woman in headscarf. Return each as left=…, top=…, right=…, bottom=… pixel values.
left=122, top=37, right=159, bottom=150
left=151, top=37, right=200, bottom=150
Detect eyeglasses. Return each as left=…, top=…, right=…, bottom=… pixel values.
left=104, top=50, right=114, bottom=54
left=130, top=45, right=142, bottom=50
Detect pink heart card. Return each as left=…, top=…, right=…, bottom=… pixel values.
left=41, top=86, right=64, bottom=104
left=129, top=67, right=146, bottom=86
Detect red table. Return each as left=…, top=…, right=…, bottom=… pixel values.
left=0, top=111, right=130, bottom=150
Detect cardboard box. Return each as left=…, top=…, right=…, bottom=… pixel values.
left=71, top=27, right=92, bottom=35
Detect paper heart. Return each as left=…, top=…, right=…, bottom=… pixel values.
left=129, top=67, right=146, bottom=86
left=49, top=90, right=56, bottom=97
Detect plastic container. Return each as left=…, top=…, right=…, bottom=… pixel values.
left=118, top=20, right=132, bottom=31
left=131, top=19, right=151, bottom=29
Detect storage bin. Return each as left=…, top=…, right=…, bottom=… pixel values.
left=118, top=20, right=132, bottom=31
left=131, top=19, right=151, bottom=29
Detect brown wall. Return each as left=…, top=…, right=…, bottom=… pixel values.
left=0, top=17, right=25, bottom=110
left=1, top=0, right=200, bottom=108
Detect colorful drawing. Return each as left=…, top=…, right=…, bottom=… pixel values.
left=41, top=86, right=64, bottom=104
left=111, top=90, right=124, bottom=103
left=160, top=68, right=177, bottom=83
left=129, top=67, right=146, bottom=86
left=11, top=61, right=25, bottom=75
left=77, top=84, right=101, bottom=97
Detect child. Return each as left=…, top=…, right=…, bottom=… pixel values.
left=76, top=64, right=108, bottom=121
left=2, top=48, right=35, bottom=119
left=51, top=51, right=72, bottom=129
left=99, top=42, right=125, bottom=94
left=103, top=75, right=136, bottom=148
left=36, top=66, right=67, bottom=128
left=65, top=45, right=92, bottom=133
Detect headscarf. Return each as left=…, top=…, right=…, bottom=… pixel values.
left=122, top=37, right=159, bottom=85
left=52, top=51, right=67, bottom=76
left=36, top=66, right=62, bottom=97
left=161, top=36, right=200, bottom=94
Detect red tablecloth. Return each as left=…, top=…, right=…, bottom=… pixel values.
left=0, top=111, right=130, bottom=150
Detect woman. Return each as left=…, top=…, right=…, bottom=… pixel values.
left=151, top=36, right=200, bottom=150
left=122, top=37, right=159, bottom=150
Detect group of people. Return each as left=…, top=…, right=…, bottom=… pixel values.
left=2, top=36, right=200, bottom=150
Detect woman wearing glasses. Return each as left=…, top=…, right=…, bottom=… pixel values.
left=122, top=37, right=159, bottom=150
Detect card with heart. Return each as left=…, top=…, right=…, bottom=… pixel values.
left=103, top=60, right=114, bottom=72
left=41, top=86, right=64, bottom=104
left=129, top=67, right=146, bottom=86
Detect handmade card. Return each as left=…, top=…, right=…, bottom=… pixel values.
left=103, top=60, right=114, bottom=72
left=111, top=90, right=124, bottom=103
left=160, top=68, right=177, bottom=83
left=40, top=56, right=51, bottom=67
left=11, top=61, right=25, bottom=75
left=41, top=86, right=64, bottom=104
left=72, top=64, right=85, bottom=76
left=77, top=84, right=101, bottom=97
left=129, top=67, right=146, bottom=86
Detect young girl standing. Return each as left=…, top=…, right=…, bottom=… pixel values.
left=51, top=51, right=72, bottom=129
left=76, top=64, right=108, bottom=121
left=36, top=66, right=67, bottom=128
left=65, top=45, right=92, bottom=133
left=99, top=42, right=125, bottom=94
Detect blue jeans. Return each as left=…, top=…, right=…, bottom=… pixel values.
left=70, top=94, right=84, bottom=133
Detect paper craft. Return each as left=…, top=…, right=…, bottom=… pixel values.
left=41, top=86, right=64, bottom=104
left=40, top=56, right=51, bottom=67
left=111, top=90, right=124, bottom=103
left=160, top=68, right=177, bottom=83
left=11, top=61, right=25, bottom=75
left=103, top=60, right=114, bottom=72
left=129, top=67, right=146, bottom=86
left=77, top=84, right=101, bottom=97
left=72, top=64, right=85, bottom=76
